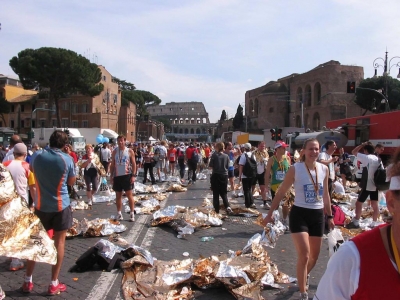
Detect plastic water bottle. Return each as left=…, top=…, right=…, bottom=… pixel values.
left=200, top=237, right=214, bottom=242
left=379, top=193, right=387, bottom=207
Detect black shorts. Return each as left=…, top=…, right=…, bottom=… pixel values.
left=113, top=174, right=133, bottom=192
left=357, top=188, right=378, bottom=203
left=35, top=206, right=73, bottom=232
left=289, top=205, right=324, bottom=237
left=253, top=172, right=265, bottom=186
left=101, top=161, right=110, bottom=171
left=228, top=169, right=234, bottom=178
left=84, top=174, right=99, bottom=191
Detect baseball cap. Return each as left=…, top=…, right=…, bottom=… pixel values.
left=13, top=143, right=27, bottom=154
left=274, top=141, right=288, bottom=150
left=244, top=143, right=252, bottom=150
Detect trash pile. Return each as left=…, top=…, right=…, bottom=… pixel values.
left=67, top=218, right=127, bottom=238
left=0, top=164, right=57, bottom=265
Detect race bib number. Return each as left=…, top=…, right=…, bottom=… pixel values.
left=170, top=153, right=175, bottom=158
left=275, top=171, right=286, bottom=181
left=303, top=183, right=323, bottom=203
left=229, top=160, right=234, bottom=167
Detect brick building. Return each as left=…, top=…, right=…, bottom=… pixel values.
left=147, top=101, right=212, bottom=142
left=2, top=66, right=137, bottom=142
left=245, top=60, right=365, bottom=131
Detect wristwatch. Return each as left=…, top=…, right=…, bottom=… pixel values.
left=327, top=215, right=333, bottom=219
left=132, top=174, right=137, bottom=177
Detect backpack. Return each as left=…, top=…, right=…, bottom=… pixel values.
left=331, top=204, right=346, bottom=226
left=374, top=159, right=389, bottom=190
left=190, top=149, right=199, bottom=163
left=178, top=148, right=185, bottom=160
left=242, top=153, right=257, bottom=178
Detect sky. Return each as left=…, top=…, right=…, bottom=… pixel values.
left=1, top=0, right=400, bottom=123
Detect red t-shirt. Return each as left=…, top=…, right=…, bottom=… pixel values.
left=69, top=151, right=78, bottom=164
left=167, top=148, right=177, bottom=162
left=204, top=147, right=211, bottom=158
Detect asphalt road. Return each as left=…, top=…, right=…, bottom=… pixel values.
left=0, top=176, right=331, bottom=300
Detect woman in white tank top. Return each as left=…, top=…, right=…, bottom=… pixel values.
left=262, top=138, right=335, bottom=299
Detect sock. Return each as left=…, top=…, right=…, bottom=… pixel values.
left=51, top=279, right=58, bottom=287
left=25, top=275, right=32, bottom=283
left=118, top=211, right=122, bottom=215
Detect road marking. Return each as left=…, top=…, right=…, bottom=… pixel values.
left=86, top=194, right=171, bottom=300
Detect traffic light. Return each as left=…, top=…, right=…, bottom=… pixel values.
left=277, top=128, right=282, bottom=140
left=347, top=81, right=355, bottom=93
left=270, top=128, right=276, bottom=141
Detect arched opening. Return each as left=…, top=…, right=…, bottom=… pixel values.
left=249, top=100, right=254, bottom=116
left=173, top=127, right=178, bottom=134
left=305, top=85, right=311, bottom=107
left=184, top=128, right=189, bottom=134
left=314, top=82, right=321, bottom=105
left=313, top=112, right=320, bottom=131
left=179, top=128, right=183, bottom=134
left=296, top=115, right=301, bottom=128
left=254, top=98, right=259, bottom=116
left=196, top=128, right=201, bottom=134
left=190, top=128, right=194, bottom=134
left=296, top=87, right=303, bottom=109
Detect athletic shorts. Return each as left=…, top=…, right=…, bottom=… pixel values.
left=357, top=188, right=378, bottom=203
left=253, top=172, right=265, bottom=186
left=169, top=160, right=176, bottom=164
left=156, top=159, right=166, bottom=169
left=113, top=174, right=133, bottom=192
left=289, top=205, right=324, bottom=237
left=228, top=169, right=234, bottom=178
left=84, top=174, right=99, bottom=192
left=35, top=206, right=73, bottom=232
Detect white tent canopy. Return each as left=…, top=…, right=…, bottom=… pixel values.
left=101, top=129, right=119, bottom=139
left=148, top=136, right=156, bottom=141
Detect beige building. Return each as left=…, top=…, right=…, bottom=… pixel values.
left=245, top=60, right=365, bottom=131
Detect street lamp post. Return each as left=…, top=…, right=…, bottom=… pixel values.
left=373, top=50, right=400, bottom=105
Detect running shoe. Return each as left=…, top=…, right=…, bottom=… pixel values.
left=130, top=212, right=135, bottom=222
left=22, top=281, right=33, bottom=293
left=47, top=282, right=66, bottom=295
left=346, top=221, right=360, bottom=229
left=9, top=260, right=24, bottom=271
left=117, top=213, right=123, bottom=221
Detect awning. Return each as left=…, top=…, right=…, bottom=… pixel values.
left=148, top=136, right=156, bottom=141
left=102, top=129, right=119, bottom=139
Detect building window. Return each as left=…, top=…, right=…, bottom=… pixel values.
left=62, top=119, right=69, bottom=127
left=71, top=103, right=78, bottom=113
left=20, top=120, right=24, bottom=128
left=113, top=94, right=117, bottom=104
left=52, top=119, right=56, bottom=127
left=72, top=120, right=78, bottom=127
left=296, top=115, right=301, bottom=128
left=82, top=120, right=88, bottom=128
left=81, top=103, right=88, bottom=113
left=20, top=104, right=25, bottom=112
left=11, top=105, right=14, bottom=112
left=62, top=101, right=69, bottom=110
left=313, top=112, right=320, bottom=131
left=305, top=85, right=312, bottom=107
left=40, top=119, right=45, bottom=128
left=10, top=120, right=14, bottom=128
left=297, top=87, right=303, bottom=109
left=314, top=82, right=321, bottom=105
left=103, top=75, right=106, bottom=81
left=32, top=104, right=35, bottom=111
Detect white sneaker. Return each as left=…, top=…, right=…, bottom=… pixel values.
left=9, top=259, right=24, bottom=271
left=117, top=213, right=123, bottom=221
left=130, top=212, right=135, bottom=222
left=88, top=199, right=93, bottom=206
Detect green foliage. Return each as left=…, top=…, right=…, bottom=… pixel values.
left=157, top=117, right=171, bottom=131
left=0, top=97, right=11, bottom=125
left=9, top=47, right=104, bottom=127
left=121, top=90, right=161, bottom=120
left=232, top=104, right=244, bottom=130
left=112, top=77, right=136, bottom=91
left=220, top=110, right=227, bottom=121
left=355, top=76, right=400, bottom=113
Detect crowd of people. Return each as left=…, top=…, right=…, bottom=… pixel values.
left=1, top=133, right=399, bottom=299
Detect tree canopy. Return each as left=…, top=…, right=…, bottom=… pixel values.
left=120, top=89, right=162, bottom=120
left=112, top=77, right=136, bottom=91
left=232, top=104, right=244, bottom=130
left=220, top=110, right=227, bottom=121
left=355, top=76, right=400, bottom=114
left=9, top=47, right=104, bottom=127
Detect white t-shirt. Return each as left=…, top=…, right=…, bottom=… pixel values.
left=239, top=151, right=253, bottom=179
left=357, top=153, right=380, bottom=191
left=156, top=146, right=167, bottom=159
left=313, top=241, right=397, bottom=300
left=333, top=180, right=345, bottom=195
left=293, top=162, right=327, bottom=209
left=318, top=151, right=335, bottom=180
left=101, top=148, right=112, bottom=162
left=2, top=148, right=14, bottom=163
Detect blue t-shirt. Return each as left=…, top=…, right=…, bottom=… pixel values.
left=31, top=148, right=75, bottom=212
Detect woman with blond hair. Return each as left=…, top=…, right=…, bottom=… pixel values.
left=263, top=138, right=334, bottom=300
left=80, top=144, right=100, bottom=206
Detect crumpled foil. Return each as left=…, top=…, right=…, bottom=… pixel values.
left=93, top=192, right=116, bottom=203
left=0, top=164, right=57, bottom=265
left=95, top=239, right=125, bottom=260
left=166, top=184, right=188, bottom=192
left=230, top=206, right=261, bottom=217
left=67, top=218, right=127, bottom=237
left=70, top=200, right=90, bottom=210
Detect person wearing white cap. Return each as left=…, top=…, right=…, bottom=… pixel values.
left=314, top=147, right=400, bottom=299
left=238, top=143, right=257, bottom=208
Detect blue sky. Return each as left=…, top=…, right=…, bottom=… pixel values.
left=1, top=0, right=400, bottom=122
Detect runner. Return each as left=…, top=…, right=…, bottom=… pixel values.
left=109, top=135, right=137, bottom=222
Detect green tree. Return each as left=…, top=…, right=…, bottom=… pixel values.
left=121, top=90, right=161, bottom=120
left=355, top=76, right=400, bottom=114
left=0, top=97, right=11, bottom=126
left=220, top=110, right=227, bottom=121
left=9, top=47, right=104, bottom=127
left=112, top=77, right=136, bottom=91
left=232, top=104, right=244, bottom=130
